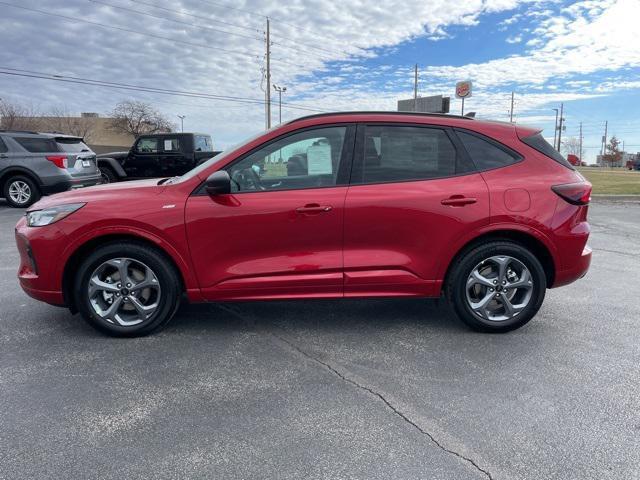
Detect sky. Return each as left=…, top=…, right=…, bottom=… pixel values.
left=1, top=0, right=639, bottom=162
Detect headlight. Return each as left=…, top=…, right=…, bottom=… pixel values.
left=26, top=203, right=86, bottom=227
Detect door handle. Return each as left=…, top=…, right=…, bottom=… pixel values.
left=441, top=195, right=477, bottom=207
left=296, top=204, right=332, bottom=215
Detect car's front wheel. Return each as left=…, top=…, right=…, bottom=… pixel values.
left=3, top=175, right=40, bottom=208
left=446, top=241, right=546, bottom=332
left=73, top=242, right=182, bottom=336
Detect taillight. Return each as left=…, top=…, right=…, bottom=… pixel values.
left=552, top=182, right=592, bottom=205
left=46, top=155, right=68, bottom=169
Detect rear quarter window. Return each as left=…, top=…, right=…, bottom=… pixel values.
left=13, top=137, right=60, bottom=153
left=456, top=130, right=521, bottom=171
left=521, top=132, right=575, bottom=170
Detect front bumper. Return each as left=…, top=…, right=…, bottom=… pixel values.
left=15, top=217, right=66, bottom=306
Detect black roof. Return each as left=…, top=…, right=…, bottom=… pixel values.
left=287, top=111, right=475, bottom=125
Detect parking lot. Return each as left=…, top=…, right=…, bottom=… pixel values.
left=1, top=199, right=639, bottom=480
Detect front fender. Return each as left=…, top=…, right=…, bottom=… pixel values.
left=97, top=157, right=127, bottom=178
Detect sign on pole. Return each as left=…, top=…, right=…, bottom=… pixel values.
left=455, top=80, right=472, bottom=115
left=455, top=81, right=472, bottom=99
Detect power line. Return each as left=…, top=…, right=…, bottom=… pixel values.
left=0, top=1, right=261, bottom=60
left=0, top=67, right=329, bottom=113
left=89, top=0, right=264, bottom=42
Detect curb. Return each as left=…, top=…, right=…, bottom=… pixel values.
left=591, top=195, right=640, bottom=202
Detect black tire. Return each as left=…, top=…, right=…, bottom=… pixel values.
left=445, top=241, right=546, bottom=333
left=73, top=242, right=182, bottom=337
left=99, top=166, right=118, bottom=183
left=3, top=175, right=40, bottom=208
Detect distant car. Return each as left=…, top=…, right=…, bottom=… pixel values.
left=16, top=112, right=592, bottom=337
left=0, top=130, right=102, bottom=208
left=97, top=132, right=220, bottom=183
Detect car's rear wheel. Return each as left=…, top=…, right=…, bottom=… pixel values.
left=99, top=166, right=118, bottom=183
left=73, top=242, right=181, bottom=337
left=3, top=175, right=40, bottom=208
left=446, top=241, right=546, bottom=332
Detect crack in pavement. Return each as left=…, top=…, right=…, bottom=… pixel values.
left=216, top=303, right=493, bottom=480
left=591, top=247, right=639, bottom=258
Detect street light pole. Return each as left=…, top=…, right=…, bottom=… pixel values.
left=177, top=115, right=185, bottom=132
left=273, top=84, right=286, bottom=124
left=552, top=108, right=559, bottom=151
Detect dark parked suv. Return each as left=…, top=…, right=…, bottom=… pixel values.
left=0, top=131, right=102, bottom=207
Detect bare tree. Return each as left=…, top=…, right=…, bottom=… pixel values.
left=602, top=136, right=622, bottom=167
left=45, top=107, right=97, bottom=142
left=0, top=98, right=41, bottom=131
left=561, top=137, right=581, bottom=157
left=109, top=100, right=174, bottom=137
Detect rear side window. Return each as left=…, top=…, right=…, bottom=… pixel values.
left=195, top=135, right=213, bottom=152
left=162, top=137, right=181, bottom=152
left=55, top=138, right=92, bottom=153
left=0, top=137, right=7, bottom=153
left=13, top=137, right=59, bottom=153
left=521, top=132, right=575, bottom=170
left=456, top=130, right=521, bottom=171
left=355, top=125, right=463, bottom=184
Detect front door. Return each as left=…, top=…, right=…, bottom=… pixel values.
left=185, top=125, right=355, bottom=300
left=129, top=137, right=161, bottom=178
left=343, top=124, right=489, bottom=297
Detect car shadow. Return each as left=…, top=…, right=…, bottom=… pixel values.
left=168, top=297, right=467, bottom=335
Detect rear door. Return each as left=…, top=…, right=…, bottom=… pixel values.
left=54, top=137, right=99, bottom=179
left=158, top=135, right=192, bottom=176
left=343, top=123, right=489, bottom=297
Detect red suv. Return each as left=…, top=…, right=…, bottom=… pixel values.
left=15, top=112, right=592, bottom=336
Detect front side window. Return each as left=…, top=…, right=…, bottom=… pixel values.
left=13, top=137, right=59, bottom=153
left=195, top=135, right=213, bottom=152
left=355, top=125, right=458, bottom=184
left=227, top=126, right=347, bottom=192
left=136, top=138, right=158, bottom=153
left=456, top=130, right=521, bottom=171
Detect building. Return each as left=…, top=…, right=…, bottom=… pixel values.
left=1, top=113, right=134, bottom=154
left=397, top=95, right=450, bottom=113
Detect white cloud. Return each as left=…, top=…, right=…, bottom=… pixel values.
left=506, top=35, right=523, bottom=43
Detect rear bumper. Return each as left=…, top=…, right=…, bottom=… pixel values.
left=552, top=245, right=592, bottom=288
left=40, top=174, right=102, bottom=195
left=69, top=173, right=103, bottom=189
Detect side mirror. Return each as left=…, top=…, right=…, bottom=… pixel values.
left=205, top=171, right=231, bottom=195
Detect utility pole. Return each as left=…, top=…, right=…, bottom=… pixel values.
left=579, top=122, right=583, bottom=163
left=509, top=91, right=514, bottom=123
left=413, top=64, right=418, bottom=112
left=273, top=84, right=286, bottom=124
left=177, top=115, right=185, bottom=132
left=552, top=108, right=559, bottom=150
left=601, top=120, right=608, bottom=156
left=265, top=18, right=271, bottom=130
left=556, top=103, right=564, bottom=151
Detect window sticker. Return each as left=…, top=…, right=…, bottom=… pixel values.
left=164, top=139, right=174, bottom=151
left=307, top=143, right=333, bottom=175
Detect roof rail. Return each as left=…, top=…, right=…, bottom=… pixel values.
left=286, top=111, right=475, bottom=125
left=0, top=129, right=40, bottom=134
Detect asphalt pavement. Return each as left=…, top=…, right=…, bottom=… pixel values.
left=1, top=199, right=639, bottom=480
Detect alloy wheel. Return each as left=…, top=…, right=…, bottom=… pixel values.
left=8, top=180, right=31, bottom=205
left=465, top=255, right=533, bottom=322
left=88, top=257, right=161, bottom=327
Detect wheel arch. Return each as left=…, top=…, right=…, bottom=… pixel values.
left=442, top=228, right=557, bottom=290
left=0, top=168, right=42, bottom=192
left=62, top=233, right=188, bottom=313
left=97, top=157, right=127, bottom=178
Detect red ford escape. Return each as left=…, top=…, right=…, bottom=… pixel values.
left=15, top=112, right=592, bottom=336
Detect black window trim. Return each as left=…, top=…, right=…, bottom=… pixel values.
left=452, top=127, right=524, bottom=173
left=192, top=123, right=357, bottom=196
left=349, top=122, right=477, bottom=188
left=0, top=136, right=7, bottom=153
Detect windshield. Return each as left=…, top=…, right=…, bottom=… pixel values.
left=172, top=129, right=269, bottom=184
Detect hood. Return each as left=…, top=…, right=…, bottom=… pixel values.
left=29, top=179, right=165, bottom=210
left=97, top=151, right=128, bottom=158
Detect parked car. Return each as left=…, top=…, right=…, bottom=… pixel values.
left=0, top=130, right=102, bottom=208
left=15, top=112, right=592, bottom=336
left=97, top=132, right=219, bottom=183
